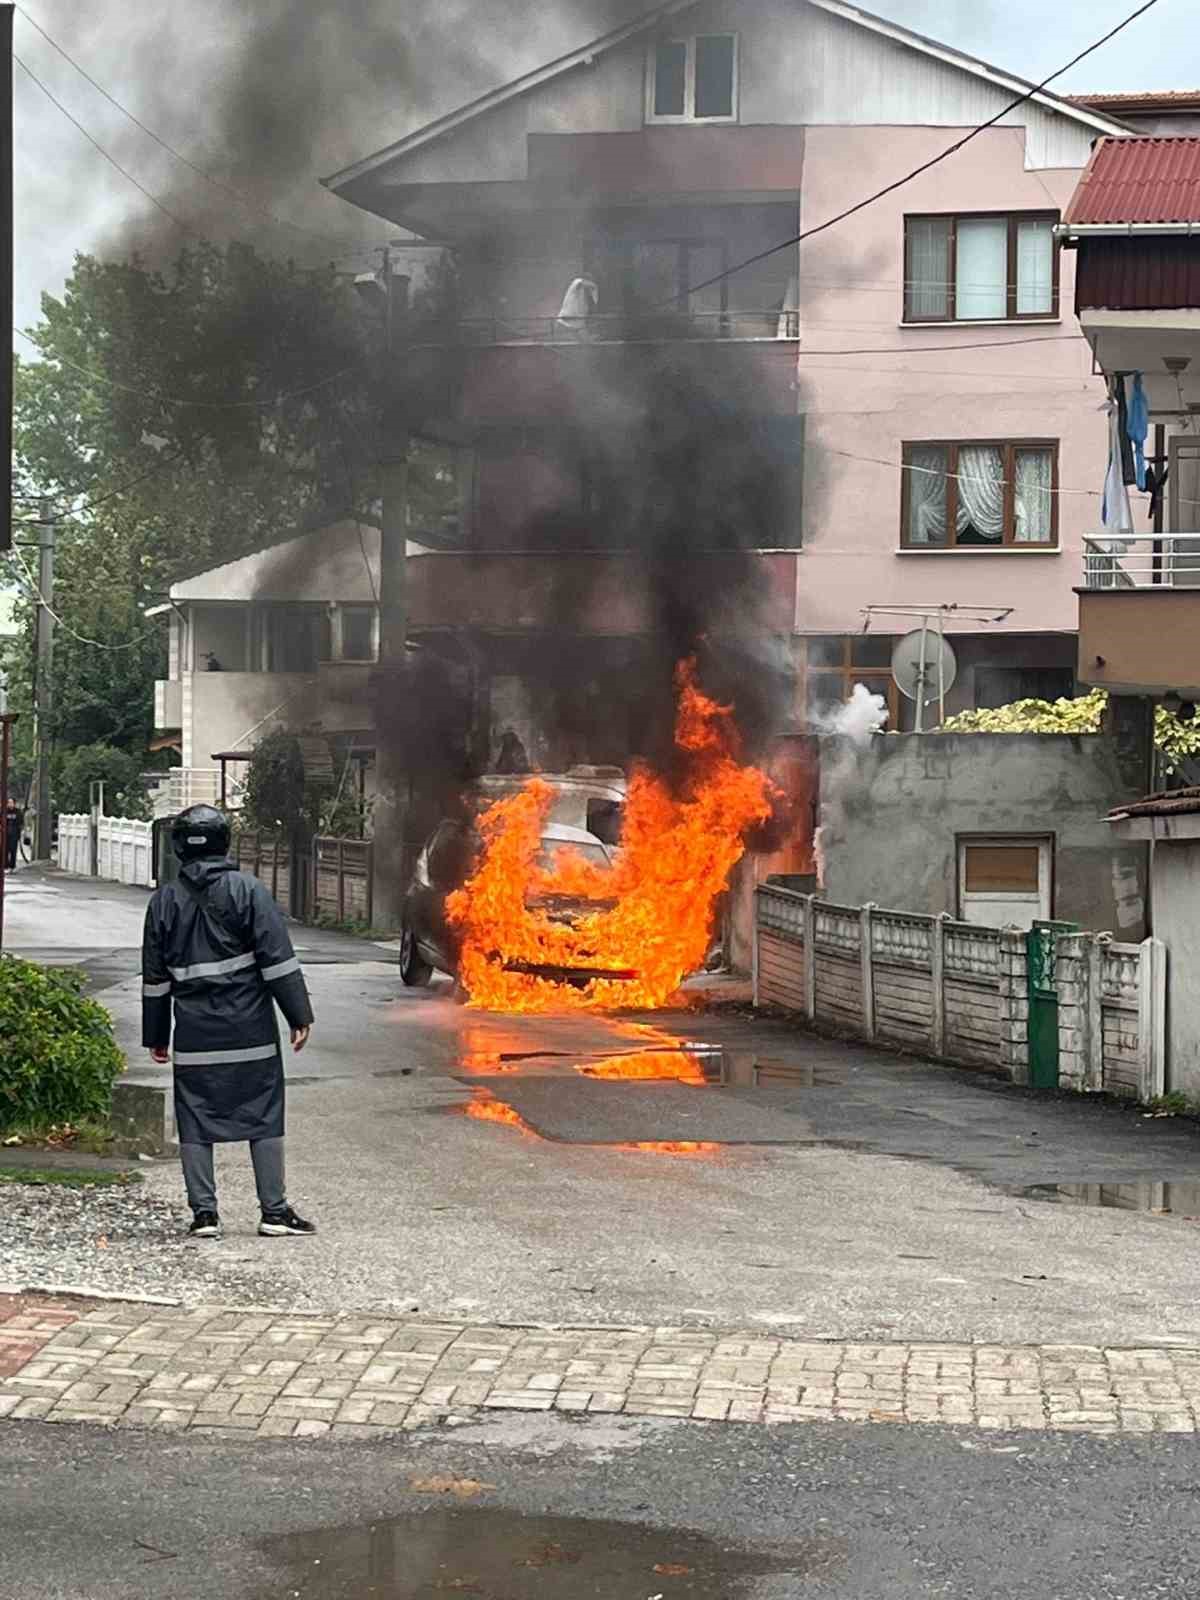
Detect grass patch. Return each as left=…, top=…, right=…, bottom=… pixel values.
left=0, top=1166, right=142, bottom=1188
left=1, top=1119, right=116, bottom=1155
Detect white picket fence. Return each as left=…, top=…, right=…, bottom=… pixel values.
left=56, top=814, right=155, bottom=888
left=754, top=884, right=1166, bottom=1099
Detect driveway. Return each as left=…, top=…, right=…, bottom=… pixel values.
left=5, top=867, right=1200, bottom=1348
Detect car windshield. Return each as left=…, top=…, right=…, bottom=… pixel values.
left=535, top=838, right=610, bottom=872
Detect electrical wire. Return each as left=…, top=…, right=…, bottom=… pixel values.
left=15, top=3, right=383, bottom=252
left=10, top=452, right=186, bottom=523
left=669, top=0, right=1162, bottom=308
left=6, top=542, right=166, bottom=651
left=14, top=52, right=203, bottom=238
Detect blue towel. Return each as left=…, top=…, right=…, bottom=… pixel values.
left=1127, top=372, right=1149, bottom=491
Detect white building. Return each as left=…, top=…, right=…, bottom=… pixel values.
left=149, top=520, right=427, bottom=811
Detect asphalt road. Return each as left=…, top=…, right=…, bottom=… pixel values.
left=3, top=1410, right=1198, bottom=1598
left=7, top=868, right=1200, bottom=1346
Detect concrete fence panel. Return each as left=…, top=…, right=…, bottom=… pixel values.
left=56, top=814, right=91, bottom=877
left=754, top=884, right=1165, bottom=1098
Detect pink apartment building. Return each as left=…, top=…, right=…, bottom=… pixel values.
left=320, top=0, right=1139, bottom=746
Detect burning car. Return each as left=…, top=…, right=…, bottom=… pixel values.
left=398, top=772, right=629, bottom=992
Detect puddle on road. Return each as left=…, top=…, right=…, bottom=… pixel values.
left=615, top=1140, right=723, bottom=1156
left=449, top=1095, right=731, bottom=1158
left=259, top=1505, right=829, bottom=1598
left=1019, top=1180, right=1200, bottom=1219
left=457, top=1044, right=846, bottom=1088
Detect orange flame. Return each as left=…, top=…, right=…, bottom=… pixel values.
left=447, top=661, right=772, bottom=1013
left=461, top=1093, right=538, bottom=1135
left=580, top=1052, right=708, bottom=1083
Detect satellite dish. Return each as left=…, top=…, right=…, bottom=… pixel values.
left=892, top=628, right=957, bottom=709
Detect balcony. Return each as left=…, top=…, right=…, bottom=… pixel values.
left=448, top=309, right=799, bottom=346
left=1078, top=534, right=1200, bottom=697
left=457, top=335, right=800, bottom=426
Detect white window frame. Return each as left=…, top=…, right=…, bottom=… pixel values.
left=333, top=603, right=379, bottom=664
left=646, top=33, right=739, bottom=125
left=957, top=835, right=1053, bottom=929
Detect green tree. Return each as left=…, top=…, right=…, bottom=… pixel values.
left=7, top=241, right=462, bottom=797
left=53, top=742, right=151, bottom=819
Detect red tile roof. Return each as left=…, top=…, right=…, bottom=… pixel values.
left=1068, top=90, right=1200, bottom=109
left=1064, top=136, right=1200, bottom=226
left=1108, top=787, right=1200, bottom=821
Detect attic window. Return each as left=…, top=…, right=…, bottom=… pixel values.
left=648, top=34, right=738, bottom=123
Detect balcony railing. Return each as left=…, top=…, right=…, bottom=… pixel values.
left=444, top=309, right=800, bottom=346
left=1082, top=533, right=1200, bottom=590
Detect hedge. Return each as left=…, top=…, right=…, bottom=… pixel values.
left=0, top=956, right=125, bottom=1129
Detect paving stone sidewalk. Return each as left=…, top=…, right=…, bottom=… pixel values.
left=3, top=1294, right=1200, bottom=1439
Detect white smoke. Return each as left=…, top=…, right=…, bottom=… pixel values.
left=812, top=685, right=889, bottom=887
left=813, top=683, right=889, bottom=747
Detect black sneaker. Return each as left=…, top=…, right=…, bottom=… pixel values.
left=258, top=1206, right=316, bottom=1237
left=188, top=1211, right=221, bottom=1238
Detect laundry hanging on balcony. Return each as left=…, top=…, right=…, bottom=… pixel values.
left=1125, top=372, right=1149, bottom=491
left=556, top=276, right=599, bottom=339
left=1101, top=387, right=1133, bottom=535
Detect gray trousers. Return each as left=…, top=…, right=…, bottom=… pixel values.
left=180, top=1138, right=286, bottom=1215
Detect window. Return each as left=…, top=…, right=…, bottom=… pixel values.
left=339, top=605, right=376, bottom=662
left=904, top=213, right=1057, bottom=322
left=259, top=606, right=330, bottom=673
left=586, top=236, right=728, bottom=319
left=902, top=441, right=1057, bottom=549
left=958, top=835, right=1052, bottom=929
left=648, top=34, right=738, bottom=122
left=805, top=636, right=899, bottom=731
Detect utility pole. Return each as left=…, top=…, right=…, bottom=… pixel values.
left=369, top=248, right=413, bottom=929
left=31, top=505, right=55, bottom=860
left=1, top=4, right=12, bottom=556
left=0, top=710, right=17, bottom=951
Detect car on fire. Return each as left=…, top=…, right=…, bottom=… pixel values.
left=397, top=769, right=630, bottom=993
left=398, top=819, right=621, bottom=990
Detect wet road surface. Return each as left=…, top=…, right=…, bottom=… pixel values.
left=3, top=1409, right=1199, bottom=1599
left=9, top=869, right=1200, bottom=1346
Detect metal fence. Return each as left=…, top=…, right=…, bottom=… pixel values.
left=232, top=832, right=373, bottom=926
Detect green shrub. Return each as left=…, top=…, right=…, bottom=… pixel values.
left=0, top=957, right=124, bottom=1130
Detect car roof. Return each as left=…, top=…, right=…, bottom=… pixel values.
left=475, top=773, right=627, bottom=802
left=541, top=822, right=610, bottom=847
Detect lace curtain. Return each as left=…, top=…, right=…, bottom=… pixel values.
left=956, top=446, right=1005, bottom=542
left=907, top=446, right=948, bottom=543
left=909, top=445, right=1052, bottom=545
left=1014, top=449, right=1052, bottom=543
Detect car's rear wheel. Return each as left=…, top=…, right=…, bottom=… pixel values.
left=399, top=924, right=433, bottom=987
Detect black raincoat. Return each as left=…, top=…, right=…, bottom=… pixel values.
left=141, top=857, right=314, bottom=1145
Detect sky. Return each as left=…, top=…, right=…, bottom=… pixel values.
left=10, top=0, right=1196, bottom=340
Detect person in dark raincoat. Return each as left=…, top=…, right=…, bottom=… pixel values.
left=142, top=804, right=316, bottom=1239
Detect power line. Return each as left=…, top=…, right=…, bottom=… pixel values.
left=12, top=452, right=185, bottom=522
left=13, top=325, right=361, bottom=409
left=15, top=3, right=381, bottom=252
left=672, top=0, right=1162, bottom=307
left=7, top=540, right=165, bottom=651
left=14, top=52, right=201, bottom=238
